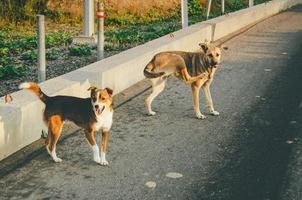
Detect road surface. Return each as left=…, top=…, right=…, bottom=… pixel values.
left=1, top=5, right=302, bottom=200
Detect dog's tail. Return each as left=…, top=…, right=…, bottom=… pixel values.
left=19, top=82, right=48, bottom=103
left=143, top=59, right=165, bottom=79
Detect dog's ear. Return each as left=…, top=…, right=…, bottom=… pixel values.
left=105, top=87, right=113, bottom=96
left=87, top=86, right=97, bottom=91
left=199, top=43, right=208, bottom=52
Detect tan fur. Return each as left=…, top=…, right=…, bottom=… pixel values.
left=47, top=115, right=63, bottom=152
left=101, top=131, right=109, bottom=153
left=144, top=43, right=227, bottom=118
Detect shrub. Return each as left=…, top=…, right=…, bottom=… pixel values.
left=0, top=65, right=27, bottom=80
left=68, top=45, right=92, bottom=56
left=46, top=49, right=60, bottom=60
left=21, top=50, right=37, bottom=61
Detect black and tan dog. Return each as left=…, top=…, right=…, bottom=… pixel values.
left=144, top=43, right=228, bottom=119
left=19, top=82, right=113, bottom=165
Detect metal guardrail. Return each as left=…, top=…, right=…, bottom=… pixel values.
left=206, top=0, right=254, bottom=19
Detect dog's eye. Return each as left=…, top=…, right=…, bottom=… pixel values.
left=208, top=54, right=213, bottom=58
left=216, top=53, right=220, bottom=56
left=101, top=97, right=106, bottom=101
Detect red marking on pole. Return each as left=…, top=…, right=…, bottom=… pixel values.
left=97, top=8, right=105, bottom=19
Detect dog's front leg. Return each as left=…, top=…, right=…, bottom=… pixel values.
left=100, top=130, right=110, bottom=166
left=85, top=130, right=101, bottom=164
left=191, top=81, right=206, bottom=119
left=202, top=85, right=219, bottom=116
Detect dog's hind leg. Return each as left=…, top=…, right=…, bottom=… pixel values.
left=48, top=115, right=63, bottom=162
left=181, top=68, right=206, bottom=84
left=145, top=77, right=166, bottom=116
left=202, top=85, right=219, bottom=116
left=191, top=80, right=206, bottom=119
left=45, top=126, right=52, bottom=155
left=85, top=129, right=100, bottom=164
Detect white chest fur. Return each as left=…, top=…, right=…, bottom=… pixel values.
left=94, top=108, right=113, bottom=131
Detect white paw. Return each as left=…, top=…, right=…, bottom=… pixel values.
left=148, top=111, right=156, bottom=116
left=100, top=160, right=109, bottom=166
left=210, top=110, right=220, bottom=116
left=196, top=112, right=206, bottom=119
left=53, top=157, right=63, bottom=163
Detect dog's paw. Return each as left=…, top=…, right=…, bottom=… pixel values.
left=147, top=111, right=156, bottom=116
left=100, top=160, right=109, bottom=166
left=196, top=113, right=206, bottom=119
left=53, top=157, right=63, bottom=163
left=210, top=110, right=220, bottom=116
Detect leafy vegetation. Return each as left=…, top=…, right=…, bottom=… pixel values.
left=0, top=28, right=73, bottom=80
left=46, top=49, right=60, bottom=60
left=105, top=18, right=181, bottom=51
left=46, top=30, right=73, bottom=48
left=68, top=45, right=92, bottom=56
left=0, top=65, right=27, bottom=79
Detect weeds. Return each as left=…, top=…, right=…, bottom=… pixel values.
left=46, top=30, right=73, bottom=48
left=69, top=45, right=92, bottom=56
left=46, top=49, right=60, bottom=60
left=0, top=65, right=27, bottom=80
left=0, top=28, right=72, bottom=80
left=21, top=50, right=37, bottom=62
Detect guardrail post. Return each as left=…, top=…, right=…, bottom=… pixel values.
left=221, top=0, right=225, bottom=14
left=37, top=15, right=46, bottom=82
left=249, top=0, right=254, bottom=7
left=97, top=1, right=105, bottom=60
left=206, top=0, right=212, bottom=20
left=83, top=0, right=94, bottom=36
left=181, top=0, right=188, bottom=28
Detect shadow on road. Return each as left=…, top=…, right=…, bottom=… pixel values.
left=201, top=34, right=302, bottom=199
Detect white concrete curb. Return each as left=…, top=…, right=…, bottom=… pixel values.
left=0, top=0, right=301, bottom=160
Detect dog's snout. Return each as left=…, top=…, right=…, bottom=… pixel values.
left=94, top=105, right=99, bottom=109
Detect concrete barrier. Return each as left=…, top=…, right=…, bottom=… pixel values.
left=205, top=0, right=302, bottom=41
left=0, top=0, right=301, bottom=161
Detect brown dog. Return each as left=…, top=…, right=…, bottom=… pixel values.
left=144, top=43, right=228, bottom=119
left=19, top=82, right=113, bottom=165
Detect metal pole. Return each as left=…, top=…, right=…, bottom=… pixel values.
left=181, top=0, right=188, bottom=28
left=206, top=0, right=212, bottom=20
left=222, top=0, right=225, bottom=14
left=37, top=15, right=46, bottom=82
left=249, top=0, right=254, bottom=7
left=83, top=0, right=94, bottom=36
left=97, top=1, right=105, bottom=60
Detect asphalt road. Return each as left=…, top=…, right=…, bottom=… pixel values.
left=1, top=5, right=302, bottom=200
